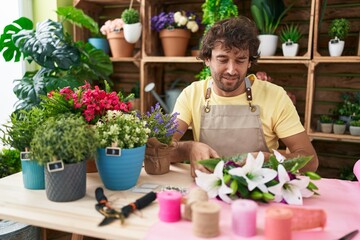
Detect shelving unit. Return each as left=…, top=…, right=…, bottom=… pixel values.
left=73, top=0, right=360, bottom=177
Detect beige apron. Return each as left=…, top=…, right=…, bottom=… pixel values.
left=199, top=77, right=269, bottom=157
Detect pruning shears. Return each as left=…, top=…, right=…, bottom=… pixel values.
left=95, top=187, right=157, bottom=226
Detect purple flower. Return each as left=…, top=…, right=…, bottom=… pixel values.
left=151, top=11, right=201, bottom=32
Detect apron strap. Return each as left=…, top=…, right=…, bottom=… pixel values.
left=204, top=77, right=256, bottom=113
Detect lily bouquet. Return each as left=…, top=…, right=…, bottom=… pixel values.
left=195, top=150, right=320, bottom=205
left=151, top=11, right=201, bottom=33
left=43, top=82, right=132, bottom=124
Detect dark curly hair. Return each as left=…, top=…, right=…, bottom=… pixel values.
left=199, top=16, right=260, bottom=65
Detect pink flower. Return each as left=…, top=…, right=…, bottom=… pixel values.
left=100, top=19, right=124, bottom=35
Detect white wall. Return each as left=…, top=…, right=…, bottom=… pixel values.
left=0, top=1, right=22, bottom=148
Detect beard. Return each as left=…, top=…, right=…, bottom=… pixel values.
left=212, top=72, right=244, bottom=92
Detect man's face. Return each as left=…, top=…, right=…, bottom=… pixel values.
left=205, top=42, right=251, bottom=97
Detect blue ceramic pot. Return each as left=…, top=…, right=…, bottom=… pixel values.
left=96, top=145, right=146, bottom=190
left=88, top=38, right=110, bottom=54
left=21, top=160, right=45, bottom=190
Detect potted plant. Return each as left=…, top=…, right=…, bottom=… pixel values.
left=30, top=113, right=97, bottom=202
left=280, top=24, right=303, bottom=57
left=251, top=0, right=294, bottom=56
left=121, top=7, right=142, bottom=44
left=95, top=110, right=150, bottom=190
left=1, top=108, right=47, bottom=189
left=57, top=6, right=110, bottom=55
left=335, top=92, right=360, bottom=129
left=142, top=103, right=180, bottom=175
left=151, top=11, right=200, bottom=56
left=0, top=8, right=113, bottom=111
left=349, top=119, right=360, bottom=136
left=319, top=114, right=333, bottom=133
left=0, top=148, right=21, bottom=178
left=333, top=119, right=346, bottom=135
left=328, top=18, right=350, bottom=56
left=100, top=18, right=136, bottom=57
left=130, top=81, right=141, bottom=111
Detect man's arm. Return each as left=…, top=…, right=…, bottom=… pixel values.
left=279, top=131, right=319, bottom=172
left=170, top=119, right=219, bottom=177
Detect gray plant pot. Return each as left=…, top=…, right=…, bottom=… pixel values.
left=320, top=123, right=333, bottom=133
left=350, top=126, right=360, bottom=136
left=333, top=124, right=346, bottom=134
left=0, top=220, right=40, bottom=240
left=45, top=161, right=86, bottom=202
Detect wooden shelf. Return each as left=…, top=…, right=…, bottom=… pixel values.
left=142, top=56, right=202, bottom=63
left=313, top=56, right=360, bottom=63
left=308, top=131, right=360, bottom=143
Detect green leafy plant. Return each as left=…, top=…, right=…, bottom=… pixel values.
left=320, top=115, right=333, bottom=123
left=334, top=119, right=345, bottom=125
left=328, top=18, right=350, bottom=41
left=0, top=148, right=21, bottom=178
left=335, top=92, right=360, bottom=117
left=350, top=120, right=360, bottom=127
left=201, top=0, right=238, bottom=31
left=250, top=0, right=295, bottom=34
left=0, top=7, right=113, bottom=110
left=279, top=24, right=302, bottom=43
left=197, top=0, right=238, bottom=80
left=121, top=8, right=140, bottom=24
left=1, top=108, right=47, bottom=151
left=30, top=113, right=97, bottom=165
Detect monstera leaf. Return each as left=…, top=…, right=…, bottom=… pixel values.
left=0, top=17, right=33, bottom=62
left=13, top=19, right=80, bottom=70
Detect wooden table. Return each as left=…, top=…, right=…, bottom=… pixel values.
left=1, top=163, right=360, bottom=240
left=0, top=163, right=193, bottom=240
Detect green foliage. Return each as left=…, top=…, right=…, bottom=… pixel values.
left=328, top=18, right=350, bottom=40
left=56, top=6, right=100, bottom=37
left=279, top=24, right=302, bottom=43
left=0, top=9, right=113, bottom=111
left=334, top=119, right=345, bottom=125
left=30, top=113, right=97, bottom=165
left=1, top=108, right=47, bottom=151
left=121, top=8, right=140, bottom=24
left=201, top=0, right=238, bottom=30
left=250, top=0, right=295, bottom=34
left=335, top=92, right=360, bottom=117
left=0, top=148, right=21, bottom=178
left=131, top=82, right=140, bottom=98
left=339, top=166, right=356, bottom=181
left=350, top=120, right=360, bottom=127
left=320, top=114, right=333, bottom=123
left=195, top=66, right=211, bottom=80
left=0, top=17, right=33, bottom=62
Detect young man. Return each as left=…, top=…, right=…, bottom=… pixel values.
left=171, top=16, right=318, bottom=177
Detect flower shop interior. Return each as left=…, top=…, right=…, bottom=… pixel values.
left=0, top=0, right=360, bottom=240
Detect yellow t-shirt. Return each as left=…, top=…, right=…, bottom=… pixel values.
left=173, top=74, right=305, bottom=151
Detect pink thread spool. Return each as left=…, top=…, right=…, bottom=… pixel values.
left=231, top=199, right=258, bottom=237
left=353, top=160, right=360, bottom=182
left=265, top=206, right=293, bottom=240
left=157, top=190, right=182, bottom=222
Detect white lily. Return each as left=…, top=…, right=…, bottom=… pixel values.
left=195, top=161, right=233, bottom=203
left=268, top=164, right=312, bottom=205
left=273, top=149, right=286, bottom=163
left=228, top=152, right=277, bottom=193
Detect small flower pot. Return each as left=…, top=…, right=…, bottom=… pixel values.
left=282, top=43, right=299, bottom=57
left=329, top=39, right=345, bottom=57
left=159, top=29, right=190, bottom=56
left=320, top=123, right=333, bottom=133
left=21, top=159, right=45, bottom=190
left=88, top=37, right=110, bottom=54
left=123, top=22, right=142, bottom=44
left=350, top=126, right=360, bottom=136
left=333, top=124, right=346, bottom=135
left=107, top=31, right=135, bottom=57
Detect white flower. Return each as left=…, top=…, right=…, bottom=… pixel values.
left=228, top=152, right=277, bottom=193
left=178, top=16, right=188, bottom=26
left=268, top=164, right=312, bottom=205
left=195, top=161, right=233, bottom=203
left=273, top=149, right=286, bottom=163
left=173, top=12, right=182, bottom=23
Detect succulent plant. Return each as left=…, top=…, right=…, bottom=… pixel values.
left=280, top=24, right=302, bottom=44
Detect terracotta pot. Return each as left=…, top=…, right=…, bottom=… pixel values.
left=107, top=31, right=135, bottom=58
left=159, top=29, right=191, bottom=56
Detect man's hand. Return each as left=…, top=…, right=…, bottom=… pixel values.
left=188, top=142, right=220, bottom=178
